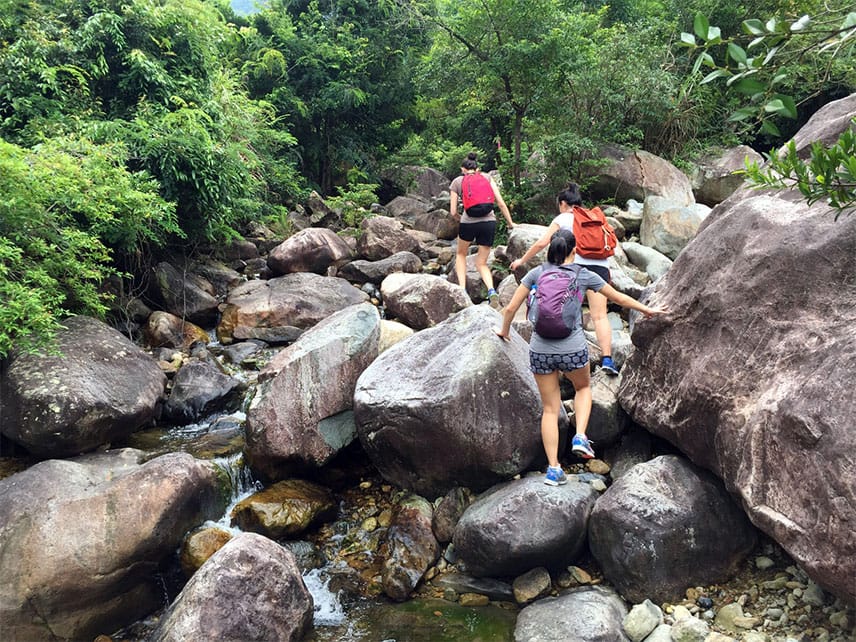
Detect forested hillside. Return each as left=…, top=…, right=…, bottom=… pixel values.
left=1, top=0, right=853, bottom=357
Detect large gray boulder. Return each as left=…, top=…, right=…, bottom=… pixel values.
left=588, top=455, right=757, bottom=604
left=0, top=450, right=221, bottom=641
left=618, top=102, right=856, bottom=604
left=639, top=195, right=711, bottom=260
left=514, top=585, right=630, bottom=642
left=581, top=146, right=695, bottom=207
left=150, top=261, right=220, bottom=326
left=267, top=227, right=352, bottom=275
left=0, top=315, right=166, bottom=458
left=216, top=273, right=369, bottom=344
left=356, top=215, right=421, bottom=260
left=245, top=303, right=381, bottom=479
left=691, top=145, right=762, bottom=206
left=354, top=305, right=562, bottom=498
left=380, top=272, right=472, bottom=329
left=453, top=475, right=598, bottom=577
left=150, top=533, right=313, bottom=642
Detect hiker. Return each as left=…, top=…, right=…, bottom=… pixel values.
left=449, top=152, right=516, bottom=307
left=510, top=183, right=620, bottom=375
left=496, top=228, right=666, bottom=485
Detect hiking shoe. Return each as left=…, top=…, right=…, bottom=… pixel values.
left=601, top=356, right=619, bottom=376
left=571, top=434, right=596, bottom=459
left=487, top=289, right=500, bottom=309
left=544, top=465, right=568, bottom=486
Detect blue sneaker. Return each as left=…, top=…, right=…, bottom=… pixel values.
left=571, top=434, right=596, bottom=459
left=487, top=288, right=500, bottom=309
left=601, top=356, right=619, bottom=376
left=544, top=465, right=568, bottom=486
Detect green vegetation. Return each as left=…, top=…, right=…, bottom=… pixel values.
left=0, top=0, right=853, bottom=356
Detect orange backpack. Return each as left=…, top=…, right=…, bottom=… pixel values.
left=572, top=205, right=618, bottom=259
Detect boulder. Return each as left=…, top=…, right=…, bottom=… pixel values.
left=354, top=306, right=562, bottom=497
left=789, top=93, right=856, bottom=157
left=380, top=495, right=440, bottom=601
left=338, top=251, right=423, bottom=285
left=619, top=169, right=856, bottom=604
left=514, top=585, right=630, bottom=642
left=621, top=241, right=673, bottom=283
left=144, top=311, right=209, bottom=350
left=267, top=227, right=352, bottom=275
left=163, top=359, right=244, bottom=423
left=356, top=215, right=421, bottom=260
left=380, top=272, right=472, bottom=329
left=692, top=145, right=762, bottom=206
left=639, top=195, right=711, bottom=260
left=453, top=475, right=598, bottom=577
left=150, top=261, right=219, bottom=326
left=582, top=145, right=695, bottom=207
left=216, top=273, right=369, bottom=344
left=588, top=455, right=757, bottom=604
left=230, top=479, right=337, bottom=538
left=0, top=316, right=166, bottom=457
left=383, top=194, right=432, bottom=226
left=150, top=533, right=313, bottom=642
left=245, top=303, right=380, bottom=479
left=0, top=450, right=221, bottom=641
left=383, top=166, right=450, bottom=200
left=413, top=208, right=458, bottom=240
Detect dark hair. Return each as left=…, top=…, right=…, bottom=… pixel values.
left=461, top=152, right=479, bottom=171
left=547, top=228, right=576, bottom=265
left=557, top=183, right=582, bottom=207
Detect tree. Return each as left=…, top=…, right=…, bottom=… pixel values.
left=416, top=0, right=568, bottom=187
left=679, top=5, right=856, bottom=213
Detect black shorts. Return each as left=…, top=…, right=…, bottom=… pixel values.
left=583, top=264, right=610, bottom=283
left=459, top=220, right=496, bottom=247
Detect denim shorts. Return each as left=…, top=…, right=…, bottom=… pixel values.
left=529, top=348, right=589, bottom=374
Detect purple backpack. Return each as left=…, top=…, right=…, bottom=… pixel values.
left=527, top=264, right=584, bottom=339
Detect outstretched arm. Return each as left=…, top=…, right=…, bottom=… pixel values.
left=490, top=179, right=516, bottom=228
left=494, top=283, right=530, bottom=341
left=510, top=222, right=559, bottom=270
left=599, top=284, right=667, bottom=318
left=449, top=190, right=460, bottom=220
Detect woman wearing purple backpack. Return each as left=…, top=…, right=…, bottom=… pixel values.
left=494, top=228, right=666, bottom=485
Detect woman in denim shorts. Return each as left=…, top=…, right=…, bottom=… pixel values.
left=495, top=228, right=666, bottom=486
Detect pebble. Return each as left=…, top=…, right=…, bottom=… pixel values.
left=754, top=556, right=775, bottom=570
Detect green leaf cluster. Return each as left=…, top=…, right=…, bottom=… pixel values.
left=0, top=136, right=177, bottom=357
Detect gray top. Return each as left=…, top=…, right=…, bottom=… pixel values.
left=450, top=174, right=496, bottom=223
left=521, top=263, right=606, bottom=354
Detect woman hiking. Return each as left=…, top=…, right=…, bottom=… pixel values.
left=510, top=183, right=620, bottom=374
left=495, top=227, right=666, bottom=485
left=449, top=152, right=516, bottom=307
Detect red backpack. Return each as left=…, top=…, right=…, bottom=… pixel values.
left=461, top=173, right=495, bottom=217
left=572, top=205, right=618, bottom=259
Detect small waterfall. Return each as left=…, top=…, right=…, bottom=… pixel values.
left=209, top=452, right=261, bottom=530
left=302, top=568, right=347, bottom=627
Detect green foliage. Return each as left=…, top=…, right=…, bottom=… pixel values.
left=678, top=5, right=855, bottom=213
left=0, top=136, right=177, bottom=357
left=743, top=126, right=856, bottom=216
left=326, top=174, right=380, bottom=229
left=679, top=6, right=856, bottom=136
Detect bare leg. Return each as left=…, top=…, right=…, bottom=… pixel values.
left=534, top=371, right=562, bottom=468
left=564, top=364, right=592, bottom=437
left=586, top=289, right=612, bottom=358
left=474, top=244, right=494, bottom=292
left=455, top=238, right=471, bottom=290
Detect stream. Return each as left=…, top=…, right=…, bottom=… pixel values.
left=105, top=339, right=519, bottom=641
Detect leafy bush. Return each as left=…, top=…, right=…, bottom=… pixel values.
left=0, top=136, right=178, bottom=357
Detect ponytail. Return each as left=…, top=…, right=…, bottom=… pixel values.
left=547, top=228, right=576, bottom=265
